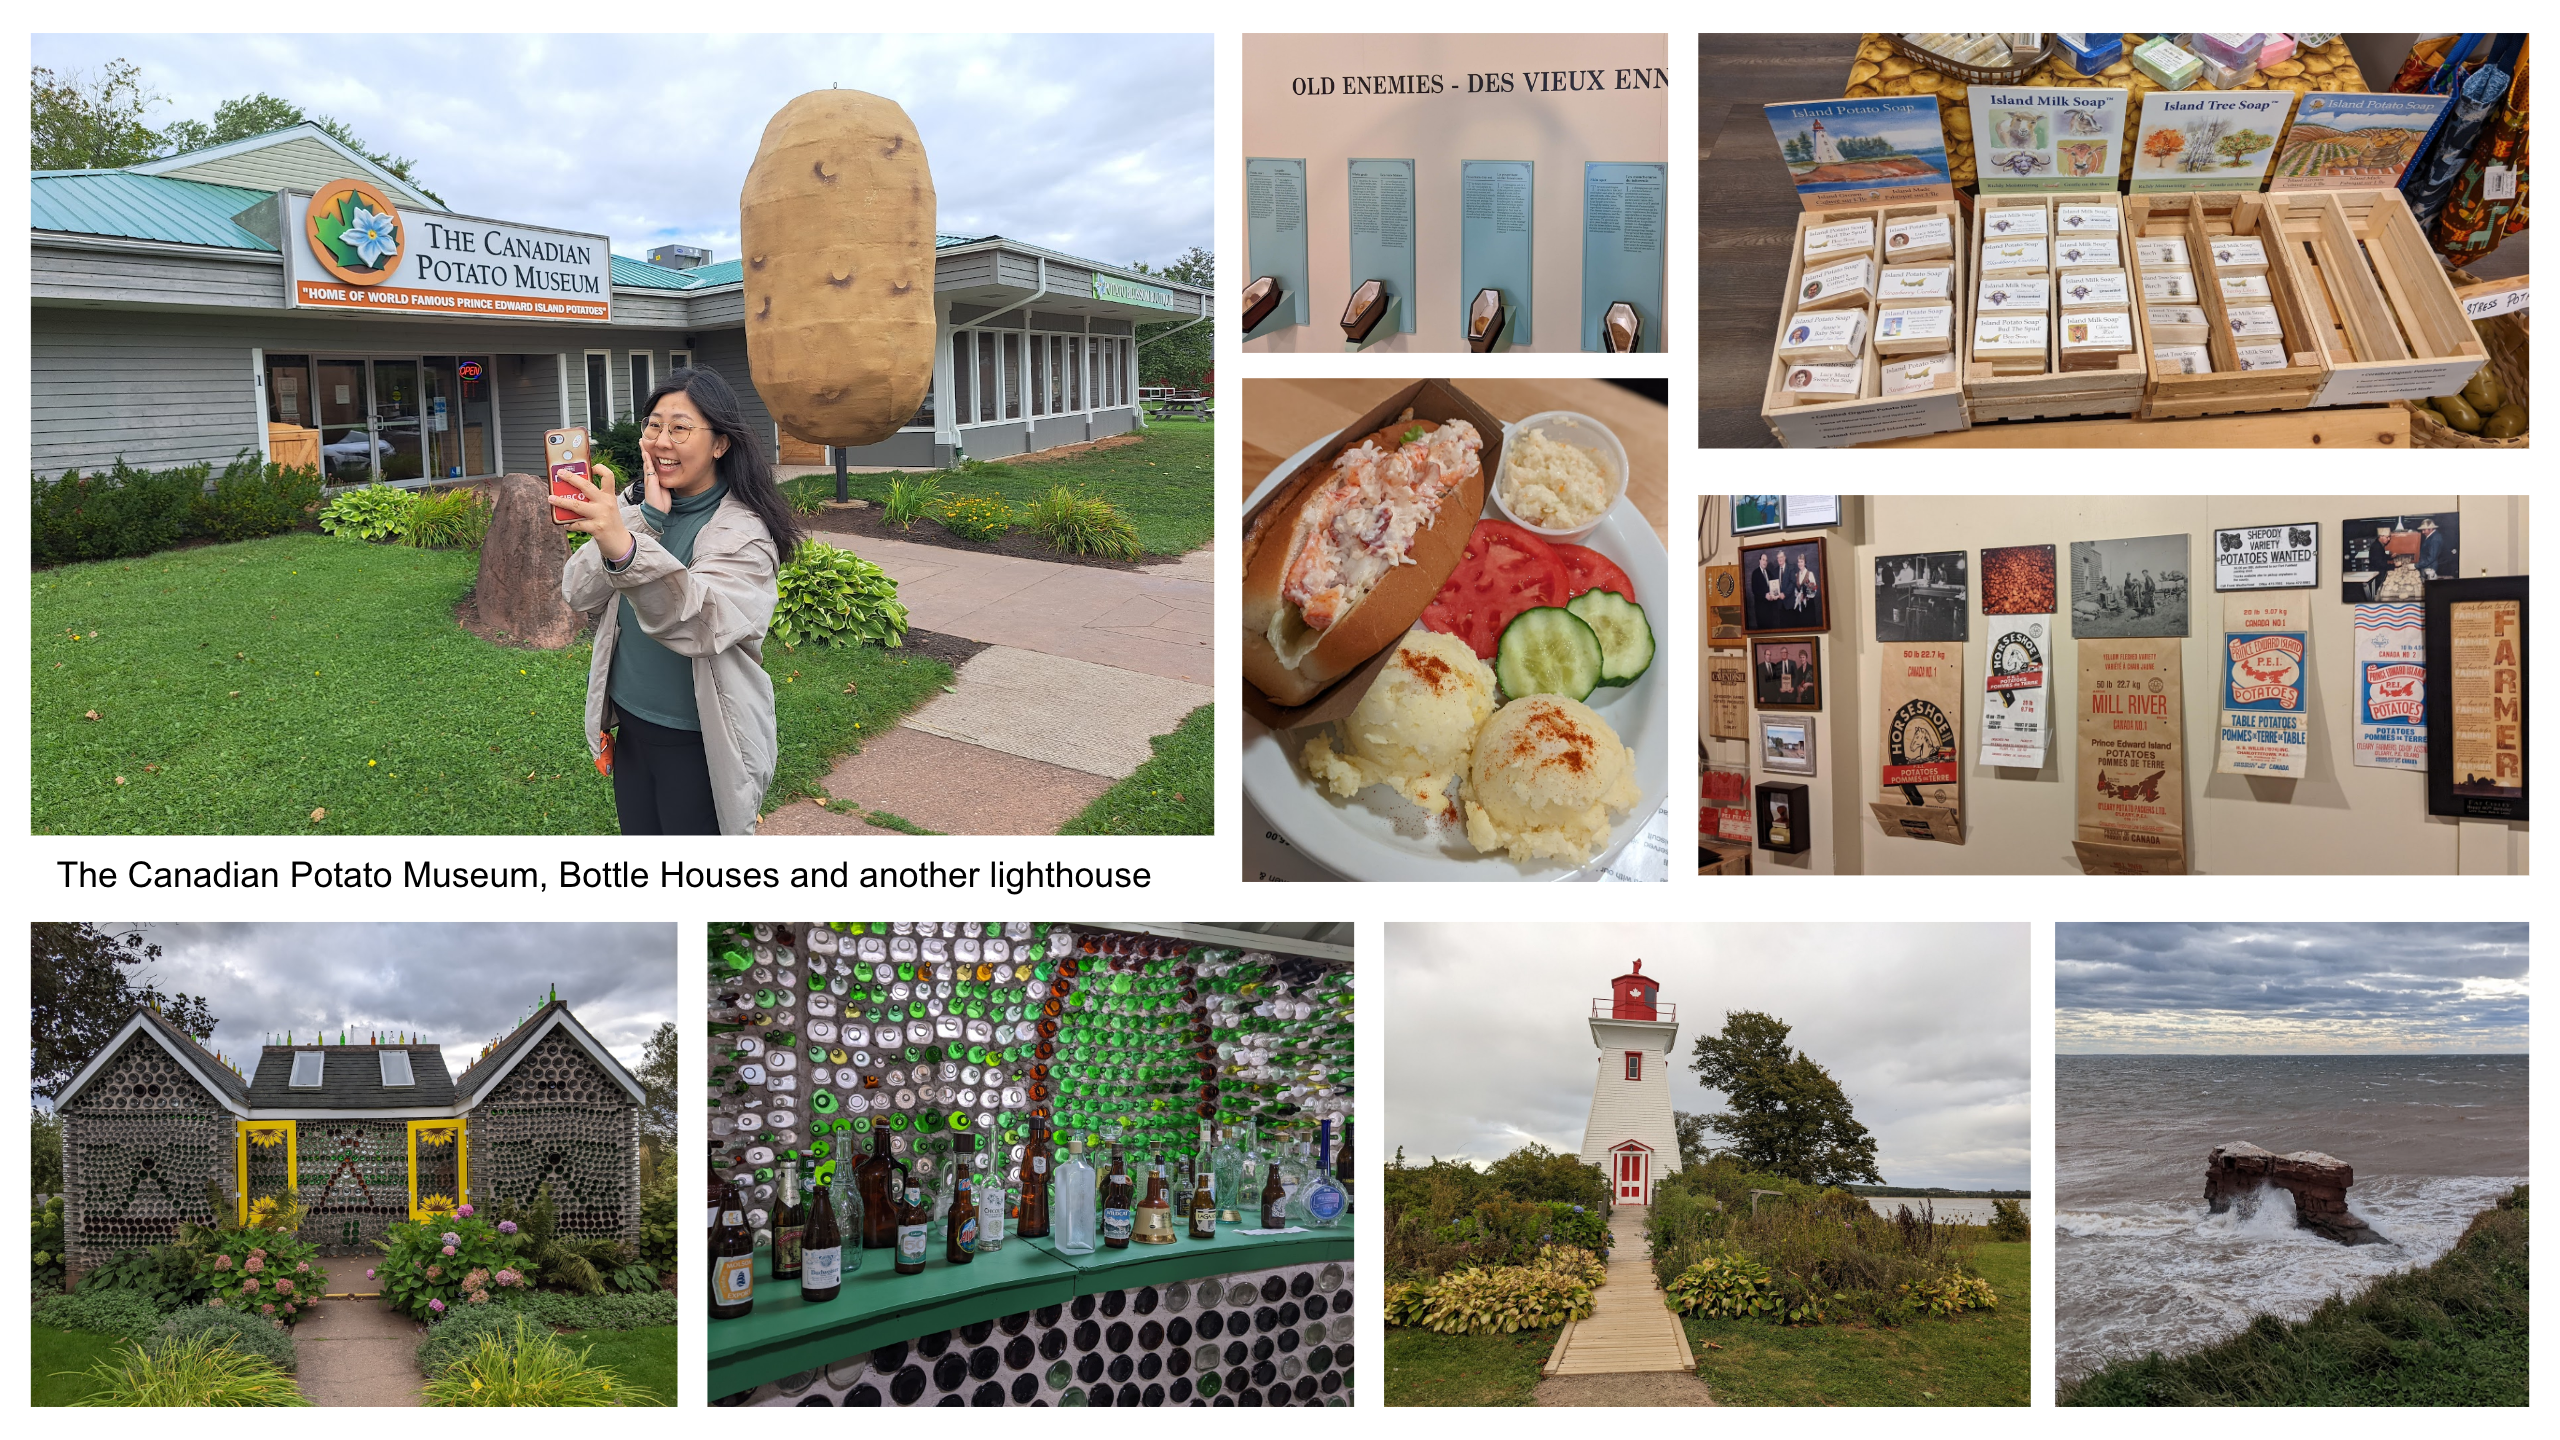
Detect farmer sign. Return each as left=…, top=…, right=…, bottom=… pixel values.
left=281, top=180, right=613, bottom=323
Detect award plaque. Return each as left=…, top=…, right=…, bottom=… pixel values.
left=2073, top=636, right=2188, bottom=874
left=2426, top=577, right=2527, bottom=821
left=1703, top=563, right=1747, bottom=649
left=1708, top=648, right=1750, bottom=739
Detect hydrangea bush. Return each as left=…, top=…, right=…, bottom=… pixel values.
left=201, top=1227, right=324, bottom=1326
left=376, top=1204, right=529, bottom=1322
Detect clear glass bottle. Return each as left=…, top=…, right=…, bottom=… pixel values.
left=1054, top=1135, right=1098, bottom=1255
left=974, top=1138, right=1007, bottom=1254
left=1298, top=1120, right=1347, bottom=1228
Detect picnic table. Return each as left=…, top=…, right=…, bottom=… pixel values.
left=1151, top=395, right=1214, bottom=419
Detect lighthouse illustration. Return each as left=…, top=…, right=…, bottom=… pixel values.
left=1810, top=117, right=1844, bottom=165
left=1579, top=959, right=1681, bottom=1207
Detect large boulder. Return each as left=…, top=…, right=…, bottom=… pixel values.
left=470, top=472, right=584, bottom=649
left=2204, top=1142, right=2385, bottom=1245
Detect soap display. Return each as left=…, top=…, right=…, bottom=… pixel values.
left=2145, top=304, right=2211, bottom=345
left=2057, top=269, right=2130, bottom=310
left=1780, top=360, right=1862, bottom=401
left=1883, top=215, right=1954, bottom=263
left=2055, top=203, right=2120, bottom=234
left=1804, top=218, right=1877, bottom=261
left=2141, top=270, right=2199, bottom=302
left=1977, top=275, right=2050, bottom=313
left=1778, top=307, right=1868, bottom=366
left=2234, top=341, right=2289, bottom=371
left=1797, top=256, right=1877, bottom=312
left=1879, top=264, right=1954, bottom=307
left=2052, top=235, right=2121, bottom=270
left=2217, top=274, right=2273, bottom=303
left=2058, top=310, right=2135, bottom=370
left=2134, top=235, right=2191, bottom=270
left=1971, top=312, right=2048, bottom=374
left=1880, top=350, right=1957, bottom=395
left=2154, top=342, right=2213, bottom=374
left=2055, top=32, right=2124, bottom=76
left=1979, top=207, right=2047, bottom=239
left=2132, top=36, right=2203, bottom=90
left=2207, top=236, right=2268, bottom=277
left=1982, top=237, right=2048, bottom=276
left=2186, top=32, right=2266, bottom=68
left=1874, top=302, right=1954, bottom=357
left=2225, top=303, right=2284, bottom=338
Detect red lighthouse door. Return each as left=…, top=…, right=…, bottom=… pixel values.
left=1614, top=1147, right=1649, bottom=1204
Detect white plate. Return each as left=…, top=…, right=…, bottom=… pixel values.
left=1242, top=430, right=1668, bottom=881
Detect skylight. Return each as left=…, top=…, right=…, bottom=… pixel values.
left=379, top=1050, right=415, bottom=1087
left=288, top=1051, right=324, bottom=1087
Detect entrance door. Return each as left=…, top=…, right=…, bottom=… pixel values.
left=314, top=360, right=375, bottom=485
left=372, top=359, right=425, bottom=483
left=1615, top=1147, right=1649, bottom=1204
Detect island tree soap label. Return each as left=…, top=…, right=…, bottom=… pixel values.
left=2131, top=89, right=2299, bottom=194
left=2217, top=595, right=2310, bottom=777
left=1971, top=85, right=2129, bottom=193
left=1765, top=97, right=1957, bottom=208
left=2134, top=235, right=2190, bottom=270
left=2353, top=602, right=2426, bottom=771
left=2074, top=636, right=2188, bottom=874
left=1872, top=641, right=1964, bottom=842
left=1981, top=617, right=2054, bottom=768
left=2155, top=343, right=2213, bottom=374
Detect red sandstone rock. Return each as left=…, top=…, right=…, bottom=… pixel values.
left=2205, top=1142, right=2384, bottom=1246
left=470, top=473, right=585, bottom=649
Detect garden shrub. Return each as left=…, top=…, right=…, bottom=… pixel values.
left=1383, top=1279, right=1434, bottom=1328
left=193, top=454, right=321, bottom=542
left=592, top=417, right=645, bottom=488
left=1022, top=485, right=1140, bottom=559
left=1483, top=1141, right=1615, bottom=1210
left=200, top=1222, right=324, bottom=1325
left=33, top=1287, right=167, bottom=1340
left=769, top=539, right=909, bottom=650
left=1543, top=1203, right=1611, bottom=1256
left=401, top=486, right=491, bottom=549
left=416, top=1300, right=530, bottom=1378
left=420, top=1318, right=656, bottom=1406
left=1901, top=1271, right=1998, bottom=1316
left=76, top=1242, right=211, bottom=1312
left=318, top=483, right=420, bottom=542
left=1412, top=1264, right=1594, bottom=1335
left=637, top=1168, right=678, bottom=1275
left=936, top=494, right=1011, bottom=543
left=155, top=1302, right=298, bottom=1373
left=32, top=1194, right=67, bottom=1294
left=1665, top=1247, right=1778, bottom=1319
left=67, top=1331, right=309, bottom=1407
left=31, top=460, right=207, bottom=564
left=375, top=1203, right=530, bottom=1321
left=510, top=1290, right=677, bottom=1332
left=1534, top=1243, right=1608, bottom=1289
left=781, top=474, right=829, bottom=516
left=882, top=473, right=944, bottom=528
left=479, top=1183, right=624, bottom=1298
left=1988, top=1198, right=2031, bottom=1241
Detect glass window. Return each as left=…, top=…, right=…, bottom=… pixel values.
left=1625, top=1052, right=1641, bottom=1081
left=373, top=359, right=425, bottom=483
left=422, top=356, right=496, bottom=479
left=629, top=353, right=653, bottom=413
left=379, top=1050, right=414, bottom=1087
left=1030, top=336, right=1047, bottom=418
left=585, top=352, right=612, bottom=433
left=1069, top=337, right=1083, bottom=411
left=265, top=354, right=314, bottom=427
left=949, top=331, right=973, bottom=427
left=976, top=333, right=998, bottom=423
left=1049, top=337, right=1064, bottom=414
left=668, top=349, right=692, bottom=374
left=289, top=1052, right=324, bottom=1087
left=314, top=359, right=372, bottom=485
left=1002, top=333, right=1021, bottom=420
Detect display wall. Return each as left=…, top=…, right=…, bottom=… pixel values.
left=1704, top=496, right=2529, bottom=875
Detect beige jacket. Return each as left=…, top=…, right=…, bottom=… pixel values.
left=561, top=492, right=780, bottom=835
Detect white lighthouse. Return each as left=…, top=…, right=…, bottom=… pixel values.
left=1810, top=118, right=1843, bottom=165
left=1579, top=959, right=1682, bottom=1207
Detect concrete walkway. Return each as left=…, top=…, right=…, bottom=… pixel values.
left=293, top=1256, right=423, bottom=1406
left=1538, top=1206, right=1712, bottom=1404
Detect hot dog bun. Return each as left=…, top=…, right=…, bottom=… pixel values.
left=1242, top=418, right=1484, bottom=708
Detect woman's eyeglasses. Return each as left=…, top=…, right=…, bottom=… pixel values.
left=642, top=419, right=706, bottom=443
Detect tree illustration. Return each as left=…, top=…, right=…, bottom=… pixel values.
left=1785, top=129, right=1812, bottom=163
left=2216, top=127, right=2276, bottom=168
left=2141, top=126, right=2185, bottom=166
left=2183, top=120, right=2231, bottom=171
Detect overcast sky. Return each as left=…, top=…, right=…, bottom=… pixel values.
left=2058, top=923, right=2530, bottom=1054
left=34, top=33, right=1211, bottom=271
left=1386, top=924, right=2029, bottom=1190
left=94, top=922, right=675, bottom=1069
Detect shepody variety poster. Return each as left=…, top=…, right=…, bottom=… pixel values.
left=1969, top=85, right=2128, bottom=193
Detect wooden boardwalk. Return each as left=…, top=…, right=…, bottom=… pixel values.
left=1543, top=1205, right=1697, bottom=1376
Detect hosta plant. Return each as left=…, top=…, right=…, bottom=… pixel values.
left=317, top=483, right=419, bottom=542
left=1383, top=1279, right=1434, bottom=1328
left=769, top=540, right=908, bottom=650
left=1900, top=1270, right=1998, bottom=1316
left=1665, top=1247, right=1779, bottom=1320
left=1413, top=1264, right=1595, bottom=1336
left=1533, top=1243, right=1608, bottom=1289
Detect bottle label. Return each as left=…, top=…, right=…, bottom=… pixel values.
left=801, top=1247, right=841, bottom=1289
left=715, top=1253, right=754, bottom=1301
left=1103, top=1207, right=1134, bottom=1238
left=720, top=1209, right=743, bottom=1227
left=1306, top=1183, right=1346, bottom=1221
left=958, top=1216, right=978, bottom=1250
left=1194, top=1206, right=1218, bottom=1232
left=774, top=1225, right=803, bottom=1270
left=1034, top=1157, right=1048, bottom=1174
left=898, top=1225, right=928, bottom=1261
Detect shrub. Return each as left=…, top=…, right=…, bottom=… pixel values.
left=76, top=1242, right=211, bottom=1311
left=769, top=539, right=909, bottom=650
left=194, top=453, right=320, bottom=541
left=936, top=494, right=1011, bottom=543
left=637, top=1168, right=678, bottom=1276
left=511, top=1290, right=678, bottom=1332
left=66, top=1332, right=309, bottom=1406
left=1534, top=1243, right=1608, bottom=1289
left=1988, top=1198, right=2031, bottom=1241
left=1666, top=1248, right=1780, bottom=1320
left=199, top=1223, right=324, bottom=1325
left=420, top=1318, right=656, bottom=1406
left=32, top=1193, right=67, bottom=1293
left=592, top=418, right=645, bottom=488
left=401, top=486, right=492, bottom=548
left=318, top=483, right=420, bottom=542
left=1483, top=1142, right=1613, bottom=1210
left=1412, top=1264, right=1594, bottom=1335
left=154, top=1303, right=299, bottom=1373
left=375, top=1205, right=530, bottom=1321
left=34, top=1287, right=167, bottom=1340
left=417, top=1300, right=530, bottom=1378
left=1383, top=1279, right=1434, bottom=1328
left=882, top=473, right=944, bottom=528
left=31, top=460, right=207, bottom=564
left=1544, top=1203, right=1612, bottom=1256
left=1901, top=1271, right=1998, bottom=1316
left=1022, top=485, right=1139, bottom=559
left=782, top=475, right=829, bottom=516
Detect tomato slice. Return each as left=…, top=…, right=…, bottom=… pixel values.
left=1421, top=519, right=1574, bottom=659
left=1554, top=544, right=1635, bottom=603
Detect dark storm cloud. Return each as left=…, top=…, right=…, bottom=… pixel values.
left=2056, top=923, right=2530, bottom=1053
left=33, top=34, right=1211, bottom=272
left=95, top=922, right=677, bottom=1067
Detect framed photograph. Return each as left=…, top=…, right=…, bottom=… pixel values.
left=1782, top=494, right=1841, bottom=529
left=2425, top=576, right=2526, bottom=821
left=1981, top=543, right=2058, bottom=614
left=1755, top=780, right=1811, bottom=854
left=2070, top=533, right=2191, bottom=638
left=1874, top=550, right=1969, bottom=642
left=1731, top=495, right=1784, bottom=535
left=1758, top=714, right=1817, bottom=776
left=2342, top=512, right=2459, bottom=603
left=1740, top=535, right=1829, bottom=634
left=1751, top=637, right=1821, bottom=710
left=2213, top=522, right=2320, bottom=591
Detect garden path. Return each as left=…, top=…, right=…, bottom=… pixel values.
left=1537, top=1206, right=1713, bottom=1404
left=296, top=1256, right=424, bottom=1406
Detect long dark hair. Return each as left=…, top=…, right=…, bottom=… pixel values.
left=637, top=366, right=802, bottom=559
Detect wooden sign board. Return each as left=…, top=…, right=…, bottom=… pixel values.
left=2073, top=636, right=2187, bottom=874
left=1707, top=649, right=1750, bottom=740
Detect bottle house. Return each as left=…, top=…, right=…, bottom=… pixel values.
left=1579, top=960, right=1681, bottom=1207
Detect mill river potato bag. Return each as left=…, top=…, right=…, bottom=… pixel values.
left=2073, top=636, right=2187, bottom=873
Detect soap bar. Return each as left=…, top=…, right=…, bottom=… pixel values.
left=2235, top=341, right=2289, bottom=372
left=2154, top=343, right=2214, bottom=375
left=2055, top=203, right=2120, bottom=234
left=2057, top=269, right=2131, bottom=310
left=2133, top=36, right=2203, bottom=90
left=1795, top=257, right=1876, bottom=312
left=1972, top=312, right=2049, bottom=373
left=2199, top=52, right=2258, bottom=89
left=2207, top=235, right=2268, bottom=276
left=1777, top=308, right=1868, bottom=366
left=1977, top=276, right=2051, bottom=313
left=2057, top=33, right=2125, bottom=76
left=1882, top=215, right=1955, bottom=263
left=2259, top=35, right=2296, bottom=68
left=2217, top=274, right=2272, bottom=303
left=1803, top=219, right=1876, bottom=262
left=1777, top=361, right=1862, bottom=403
left=2145, top=304, right=2211, bottom=345
left=2059, top=310, right=2135, bottom=370
left=1982, top=237, right=2049, bottom=275
left=1879, top=265, right=1954, bottom=307
left=2225, top=304, right=2284, bottom=339
left=2052, top=234, right=2122, bottom=270
left=1879, top=351, right=1957, bottom=396
left=1873, top=303, right=1953, bottom=357
left=2141, top=270, right=2200, bottom=302
left=2134, top=235, right=2191, bottom=270
left=2188, top=32, right=2265, bottom=67
left=2292, top=33, right=2339, bottom=49
left=1979, top=207, right=2047, bottom=239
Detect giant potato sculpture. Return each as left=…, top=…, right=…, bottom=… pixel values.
left=740, top=90, right=937, bottom=447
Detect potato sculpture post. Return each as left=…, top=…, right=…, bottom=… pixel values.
left=740, top=90, right=937, bottom=467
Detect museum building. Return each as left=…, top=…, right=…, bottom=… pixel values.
left=32, top=123, right=1211, bottom=484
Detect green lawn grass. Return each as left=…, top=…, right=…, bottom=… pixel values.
left=1679, top=1240, right=2032, bottom=1406
left=1383, top=1322, right=1560, bottom=1407
left=34, top=534, right=948, bottom=834
left=795, top=418, right=1213, bottom=556
left=31, top=1325, right=124, bottom=1406
left=559, top=1325, right=676, bottom=1406
left=1060, top=704, right=1212, bottom=836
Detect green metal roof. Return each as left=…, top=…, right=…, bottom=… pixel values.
left=31, top=170, right=277, bottom=251
left=608, top=253, right=702, bottom=289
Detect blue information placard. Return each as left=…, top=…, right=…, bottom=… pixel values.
left=1347, top=158, right=1417, bottom=335
left=1580, top=161, right=1666, bottom=352
left=1245, top=157, right=1309, bottom=336
left=1459, top=160, right=1534, bottom=346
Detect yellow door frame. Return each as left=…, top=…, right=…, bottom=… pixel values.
left=406, top=1119, right=467, bottom=1219
left=234, top=1121, right=296, bottom=1226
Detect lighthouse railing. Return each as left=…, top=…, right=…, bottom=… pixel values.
left=1591, top=999, right=1677, bottom=1021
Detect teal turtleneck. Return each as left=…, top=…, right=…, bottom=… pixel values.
left=607, top=480, right=728, bottom=731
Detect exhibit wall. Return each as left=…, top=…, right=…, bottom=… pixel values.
left=1700, top=498, right=1860, bottom=875
left=1804, top=496, right=2526, bottom=877
left=1242, top=33, right=1669, bottom=354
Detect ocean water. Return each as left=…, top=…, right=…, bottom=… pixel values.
left=2055, top=1053, right=2529, bottom=1381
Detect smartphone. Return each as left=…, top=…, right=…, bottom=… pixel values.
left=544, top=427, right=592, bottom=525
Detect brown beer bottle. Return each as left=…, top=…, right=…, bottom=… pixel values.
left=772, top=1152, right=805, bottom=1282
left=710, top=1177, right=755, bottom=1319
left=1016, top=1123, right=1053, bottom=1239
left=1259, top=1161, right=1286, bottom=1229
left=947, top=1136, right=979, bottom=1264
left=800, top=1164, right=843, bottom=1303
left=855, top=1125, right=903, bottom=1250
left=893, top=1181, right=929, bottom=1275
left=1189, top=1157, right=1218, bottom=1240
left=1101, top=1145, right=1134, bottom=1249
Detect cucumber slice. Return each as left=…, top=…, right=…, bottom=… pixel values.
left=1495, top=606, right=1603, bottom=702
left=1566, top=589, right=1656, bottom=686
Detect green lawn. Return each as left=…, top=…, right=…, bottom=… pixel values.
left=795, top=418, right=1213, bottom=556
left=559, top=1325, right=676, bottom=1406
left=34, top=534, right=949, bottom=834
left=1061, top=703, right=1212, bottom=836
left=1681, top=1241, right=2032, bottom=1405
left=32, top=1325, right=124, bottom=1406
left=1383, top=1322, right=1561, bottom=1407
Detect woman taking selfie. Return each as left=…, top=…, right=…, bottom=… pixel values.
left=556, top=367, right=800, bottom=835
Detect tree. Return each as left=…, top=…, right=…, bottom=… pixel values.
left=1672, top=1110, right=1711, bottom=1169
left=1688, top=1009, right=1882, bottom=1187
left=30, top=60, right=165, bottom=170
left=32, top=1107, right=65, bottom=1194
left=2216, top=128, right=2275, bottom=168
left=157, top=89, right=302, bottom=155
left=2141, top=127, right=2186, bottom=166
left=30, top=923, right=220, bottom=1099
left=1132, top=246, right=1214, bottom=392
left=635, top=1020, right=677, bottom=1157
left=1482, top=1141, right=1609, bottom=1209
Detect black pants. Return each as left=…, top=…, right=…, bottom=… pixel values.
left=611, top=709, right=720, bottom=835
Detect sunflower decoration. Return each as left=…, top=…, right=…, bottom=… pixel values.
left=247, top=1126, right=289, bottom=1151
left=418, top=1127, right=455, bottom=1150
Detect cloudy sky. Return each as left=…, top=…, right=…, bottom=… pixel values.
left=35, top=33, right=1210, bottom=271
left=1386, top=924, right=2029, bottom=1190
left=93, top=922, right=676, bottom=1069
left=2058, top=923, right=2531, bottom=1054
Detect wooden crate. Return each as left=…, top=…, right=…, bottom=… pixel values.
left=1962, top=192, right=2151, bottom=423
left=1759, top=200, right=1970, bottom=448
left=2127, top=193, right=2329, bottom=419
left=2248, top=188, right=2490, bottom=407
